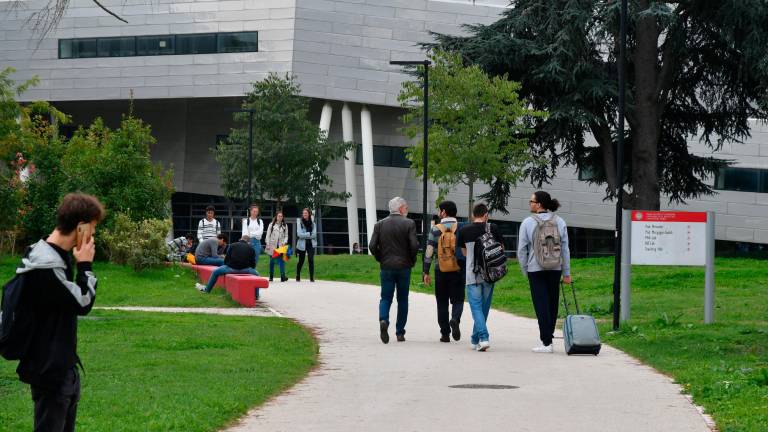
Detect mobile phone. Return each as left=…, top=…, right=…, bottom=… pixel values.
left=76, top=223, right=92, bottom=250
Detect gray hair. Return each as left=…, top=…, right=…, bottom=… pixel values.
left=388, top=196, right=407, bottom=213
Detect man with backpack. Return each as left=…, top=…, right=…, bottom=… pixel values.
left=1, top=193, right=104, bottom=432
left=422, top=201, right=464, bottom=343
left=457, top=202, right=506, bottom=352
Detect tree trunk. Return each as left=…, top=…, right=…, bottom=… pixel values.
left=631, top=1, right=662, bottom=210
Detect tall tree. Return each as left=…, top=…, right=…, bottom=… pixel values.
left=432, top=1, right=768, bottom=211
left=399, top=50, right=544, bottom=216
left=216, top=73, right=351, bottom=210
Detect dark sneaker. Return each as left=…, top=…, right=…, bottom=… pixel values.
left=450, top=319, right=461, bottom=341
left=440, top=334, right=450, bottom=343
left=379, top=320, right=389, bottom=344
left=396, top=334, right=405, bottom=342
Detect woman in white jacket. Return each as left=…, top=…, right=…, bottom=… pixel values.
left=265, top=211, right=289, bottom=282
left=242, top=204, right=264, bottom=268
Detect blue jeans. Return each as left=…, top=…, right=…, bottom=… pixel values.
left=250, top=238, right=262, bottom=268
left=467, top=281, right=494, bottom=344
left=269, top=257, right=285, bottom=279
left=379, top=268, right=411, bottom=336
left=205, top=265, right=259, bottom=293
left=198, top=256, right=224, bottom=266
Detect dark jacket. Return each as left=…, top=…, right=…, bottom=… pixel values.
left=368, top=213, right=418, bottom=270
left=16, top=240, right=97, bottom=390
left=225, top=240, right=256, bottom=270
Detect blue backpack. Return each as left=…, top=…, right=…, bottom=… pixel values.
left=0, top=273, right=32, bottom=360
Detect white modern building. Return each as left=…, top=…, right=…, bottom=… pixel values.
left=2, top=0, right=766, bottom=255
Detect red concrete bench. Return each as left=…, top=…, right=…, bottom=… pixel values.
left=189, top=265, right=269, bottom=307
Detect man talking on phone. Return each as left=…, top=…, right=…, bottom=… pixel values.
left=14, top=193, right=105, bottom=432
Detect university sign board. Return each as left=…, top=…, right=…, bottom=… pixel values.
left=630, top=211, right=707, bottom=266
left=620, top=210, right=716, bottom=324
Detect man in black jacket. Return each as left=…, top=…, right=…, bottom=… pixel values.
left=196, top=236, right=259, bottom=294
left=368, top=197, right=418, bottom=343
left=15, top=193, right=105, bottom=432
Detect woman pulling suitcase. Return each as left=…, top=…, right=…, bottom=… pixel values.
left=516, top=190, right=572, bottom=353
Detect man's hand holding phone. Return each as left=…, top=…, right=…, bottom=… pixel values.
left=74, top=223, right=95, bottom=263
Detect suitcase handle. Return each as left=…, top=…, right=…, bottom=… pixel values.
left=561, top=281, right=580, bottom=315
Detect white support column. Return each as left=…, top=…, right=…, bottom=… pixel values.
left=319, top=101, right=333, bottom=134
left=360, top=105, right=377, bottom=253
left=316, top=101, right=334, bottom=253
left=342, top=103, right=360, bottom=254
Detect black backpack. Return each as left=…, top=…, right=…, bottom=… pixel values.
left=0, top=273, right=33, bottom=361
left=473, top=223, right=508, bottom=283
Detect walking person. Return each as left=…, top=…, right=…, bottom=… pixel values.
left=296, top=208, right=317, bottom=282
left=457, top=202, right=504, bottom=352
left=265, top=211, right=289, bottom=282
left=517, top=191, right=572, bottom=353
left=12, top=193, right=105, bottom=432
left=369, top=197, right=418, bottom=344
left=197, top=205, right=221, bottom=242
left=422, top=200, right=464, bottom=343
left=242, top=204, right=264, bottom=268
left=196, top=236, right=260, bottom=296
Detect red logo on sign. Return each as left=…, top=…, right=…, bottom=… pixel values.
left=631, top=211, right=707, bottom=223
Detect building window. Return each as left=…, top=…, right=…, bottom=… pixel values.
left=136, top=35, right=175, bottom=56
left=217, top=32, right=259, bottom=53
left=355, top=145, right=411, bottom=168
left=59, top=32, right=258, bottom=59
left=714, top=167, right=767, bottom=193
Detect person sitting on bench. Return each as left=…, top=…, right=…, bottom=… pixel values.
left=195, top=234, right=226, bottom=266
left=196, top=236, right=260, bottom=296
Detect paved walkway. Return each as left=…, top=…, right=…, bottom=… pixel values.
left=224, top=279, right=713, bottom=432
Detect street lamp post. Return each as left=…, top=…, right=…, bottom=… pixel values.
left=390, top=59, right=432, bottom=252
left=612, top=0, right=628, bottom=331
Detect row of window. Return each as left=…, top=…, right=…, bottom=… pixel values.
left=714, top=167, right=768, bottom=193
left=59, top=32, right=258, bottom=59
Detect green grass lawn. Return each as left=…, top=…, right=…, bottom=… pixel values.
left=313, top=254, right=768, bottom=432
left=0, top=311, right=316, bottom=432
left=0, top=255, right=317, bottom=431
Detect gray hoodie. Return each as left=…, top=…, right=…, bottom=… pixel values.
left=516, top=212, right=571, bottom=276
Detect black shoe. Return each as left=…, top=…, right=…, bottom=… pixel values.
left=396, top=334, right=405, bottom=342
left=296, top=277, right=301, bottom=282
left=450, top=319, right=461, bottom=341
left=281, top=275, right=288, bottom=282
left=440, top=334, right=450, bottom=343
left=269, top=277, right=273, bottom=282
left=380, top=320, right=389, bottom=344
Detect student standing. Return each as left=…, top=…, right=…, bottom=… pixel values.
left=296, top=208, right=317, bottom=282
left=369, top=197, right=418, bottom=344
left=265, top=211, right=289, bottom=282
left=457, top=203, right=504, bottom=352
left=422, top=200, right=464, bottom=343
left=14, top=193, right=105, bottom=431
left=242, top=204, right=264, bottom=268
left=517, top=190, right=572, bottom=353
left=197, top=205, right=221, bottom=242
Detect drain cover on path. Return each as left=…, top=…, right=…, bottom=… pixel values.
left=449, top=384, right=519, bottom=390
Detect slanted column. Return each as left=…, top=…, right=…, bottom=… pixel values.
left=342, top=103, right=360, bottom=254
left=316, top=101, right=334, bottom=252
left=360, top=105, right=377, bottom=253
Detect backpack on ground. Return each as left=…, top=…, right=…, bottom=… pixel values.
left=473, top=223, right=507, bottom=283
left=0, top=273, right=33, bottom=361
left=561, top=282, right=601, bottom=355
left=436, top=223, right=460, bottom=272
left=532, top=214, right=562, bottom=270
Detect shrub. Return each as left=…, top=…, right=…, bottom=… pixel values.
left=102, top=212, right=171, bottom=271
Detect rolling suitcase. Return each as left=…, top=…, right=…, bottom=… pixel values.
left=561, top=282, right=601, bottom=355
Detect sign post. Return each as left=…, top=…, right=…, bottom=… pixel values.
left=624, top=210, right=715, bottom=323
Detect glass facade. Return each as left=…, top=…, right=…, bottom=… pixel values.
left=59, top=32, right=258, bottom=59
left=355, top=145, right=411, bottom=168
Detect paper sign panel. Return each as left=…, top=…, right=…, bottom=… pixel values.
left=631, top=211, right=707, bottom=266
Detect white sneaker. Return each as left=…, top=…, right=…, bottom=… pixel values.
left=477, top=341, right=490, bottom=352
left=195, top=283, right=207, bottom=293
left=532, top=344, right=553, bottom=353
left=470, top=343, right=478, bottom=351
